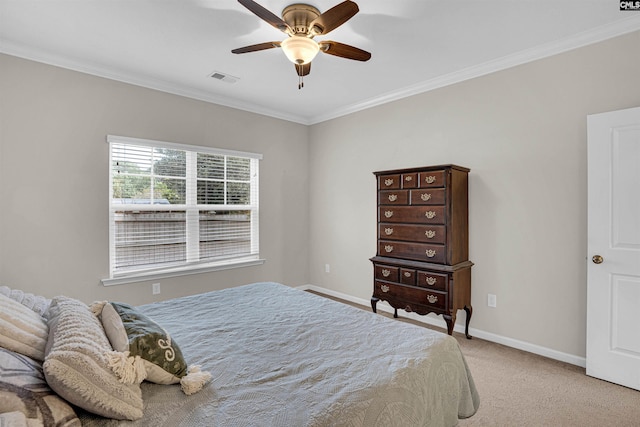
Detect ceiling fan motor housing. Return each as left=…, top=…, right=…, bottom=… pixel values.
left=282, top=4, right=321, bottom=35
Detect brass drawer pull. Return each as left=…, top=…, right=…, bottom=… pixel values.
left=424, top=175, right=436, bottom=184
left=385, top=210, right=394, bottom=218
left=425, top=211, right=436, bottom=219
left=405, top=176, right=413, bottom=182
left=426, top=249, right=436, bottom=258
left=381, top=269, right=391, bottom=277
left=384, top=245, right=394, bottom=253
left=385, top=227, right=394, bottom=235
left=381, top=284, right=390, bottom=293
left=426, top=277, right=437, bottom=286
left=384, top=178, right=394, bottom=187
left=425, top=230, right=436, bottom=238
left=420, top=193, right=432, bottom=201
left=388, top=194, right=398, bottom=202
left=404, top=272, right=411, bottom=277
left=427, top=295, right=438, bottom=304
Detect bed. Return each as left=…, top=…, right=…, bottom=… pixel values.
left=1, top=282, right=479, bottom=426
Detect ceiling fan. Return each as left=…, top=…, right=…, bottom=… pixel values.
left=231, top=0, right=371, bottom=89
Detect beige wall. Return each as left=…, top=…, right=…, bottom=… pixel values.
left=307, top=30, right=640, bottom=358
left=2, top=30, right=640, bottom=361
left=0, top=54, right=310, bottom=305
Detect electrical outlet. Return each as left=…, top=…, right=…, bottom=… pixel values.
left=152, top=283, right=161, bottom=295
left=325, top=264, right=330, bottom=273
left=487, top=293, right=497, bottom=308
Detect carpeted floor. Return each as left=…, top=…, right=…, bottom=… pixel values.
left=308, top=291, right=640, bottom=426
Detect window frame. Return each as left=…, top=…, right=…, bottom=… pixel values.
left=102, top=135, right=263, bottom=286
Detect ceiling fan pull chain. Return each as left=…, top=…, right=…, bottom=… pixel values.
left=298, top=74, right=304, bottom=89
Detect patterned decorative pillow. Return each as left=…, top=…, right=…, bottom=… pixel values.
left=96, top=301, right=211, bottom=395
left=0, top=293, right=49, bottom=361
left=43, top=296, right=144, bottom=420
left=0, top=347, right=80, bottom=426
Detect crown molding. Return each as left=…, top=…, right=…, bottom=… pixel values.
left=309, top=15, right=640, bottom=125
left=2, top=15, right=640, bottom=127
left=0, top=41, right=311, bottom=125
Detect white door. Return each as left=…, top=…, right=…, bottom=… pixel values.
left=586, top=106, right=640, bottom=391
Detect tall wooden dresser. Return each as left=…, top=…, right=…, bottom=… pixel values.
left=370, top=164, right=473, bottom=338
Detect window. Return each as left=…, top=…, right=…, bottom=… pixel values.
left=104, top=135, right=262, bottom=285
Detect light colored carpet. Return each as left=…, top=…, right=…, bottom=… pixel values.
left=308, top=291, right=640, bottom=426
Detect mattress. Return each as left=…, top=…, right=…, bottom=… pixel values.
left=78, top=282, right=479, bottom=426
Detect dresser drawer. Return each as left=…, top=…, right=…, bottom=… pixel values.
left=418, top=170, right=446, bottom=188
left=379, top=223, right=446, bottom=244
left=378, top=241, right=446, bottom=263
left=373, top=281, right=448, bottom=311
left=374, top=280, right=412, bottom=300
left=401, top=173, right=418, bottom=189
left=416, top=271, right=448, bottom=291
left=420, top=289, right=448, bottom=310
left=378, top=174, right=401, bottom=190
left=378, top=190, right=408, bottom=205
left=410, top=188, right=445, bottom=205
left=374, top=264, right=399, bottom=282
left=379, top=206, right=445, bottom=224
left=400, top=268, right=416, bottom=285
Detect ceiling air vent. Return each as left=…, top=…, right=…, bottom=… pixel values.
left=209, top=71, right=239, bottom=84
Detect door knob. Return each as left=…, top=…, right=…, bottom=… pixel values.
left=592, top=255, right=604, bottom=264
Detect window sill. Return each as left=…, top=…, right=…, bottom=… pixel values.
left=101, top=258, right=265, bottom=286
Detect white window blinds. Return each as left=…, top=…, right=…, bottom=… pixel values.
left=107, top=135, right=261, bottom=282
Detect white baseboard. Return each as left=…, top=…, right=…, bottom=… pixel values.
left=297, top=284, right=586, bottom=368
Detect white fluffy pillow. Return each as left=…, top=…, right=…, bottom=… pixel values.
left=43, top=296, right=144, bottom=420
left=0, top=285, right=51, bottom=317
left=0, top=293, right=48, bottom=361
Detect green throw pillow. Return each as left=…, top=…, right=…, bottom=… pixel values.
left=101, top=302, right=187, bottom=384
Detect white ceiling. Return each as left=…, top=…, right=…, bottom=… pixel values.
left=2, top=1, right=639, bottom=125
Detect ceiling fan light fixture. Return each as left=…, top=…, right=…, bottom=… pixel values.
left=281, top=35, right=319, bottom=65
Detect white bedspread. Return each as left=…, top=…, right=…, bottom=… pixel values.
left=79, top=282, right=479, bottom=426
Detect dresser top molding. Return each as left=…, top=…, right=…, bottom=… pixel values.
left=373, top=164, right=470, bottom=176
left=370, top=256, right=474, bottom=271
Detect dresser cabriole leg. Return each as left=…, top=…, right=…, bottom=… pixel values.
left=464, top=305, right=473, bottom=339
left=443, top=314, right=454, bottom=335
left=371, top=297, right=379, bottom=313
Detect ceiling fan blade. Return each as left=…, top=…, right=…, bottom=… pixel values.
left=295, top=63, right=311, bottom=77
left=237, top=0, right=291, bottom=34
left=232, top=41, right=281, bottom=54
left=319, top=41, right=371, bottom=61
left=309, top=1, right=359, bottom=35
